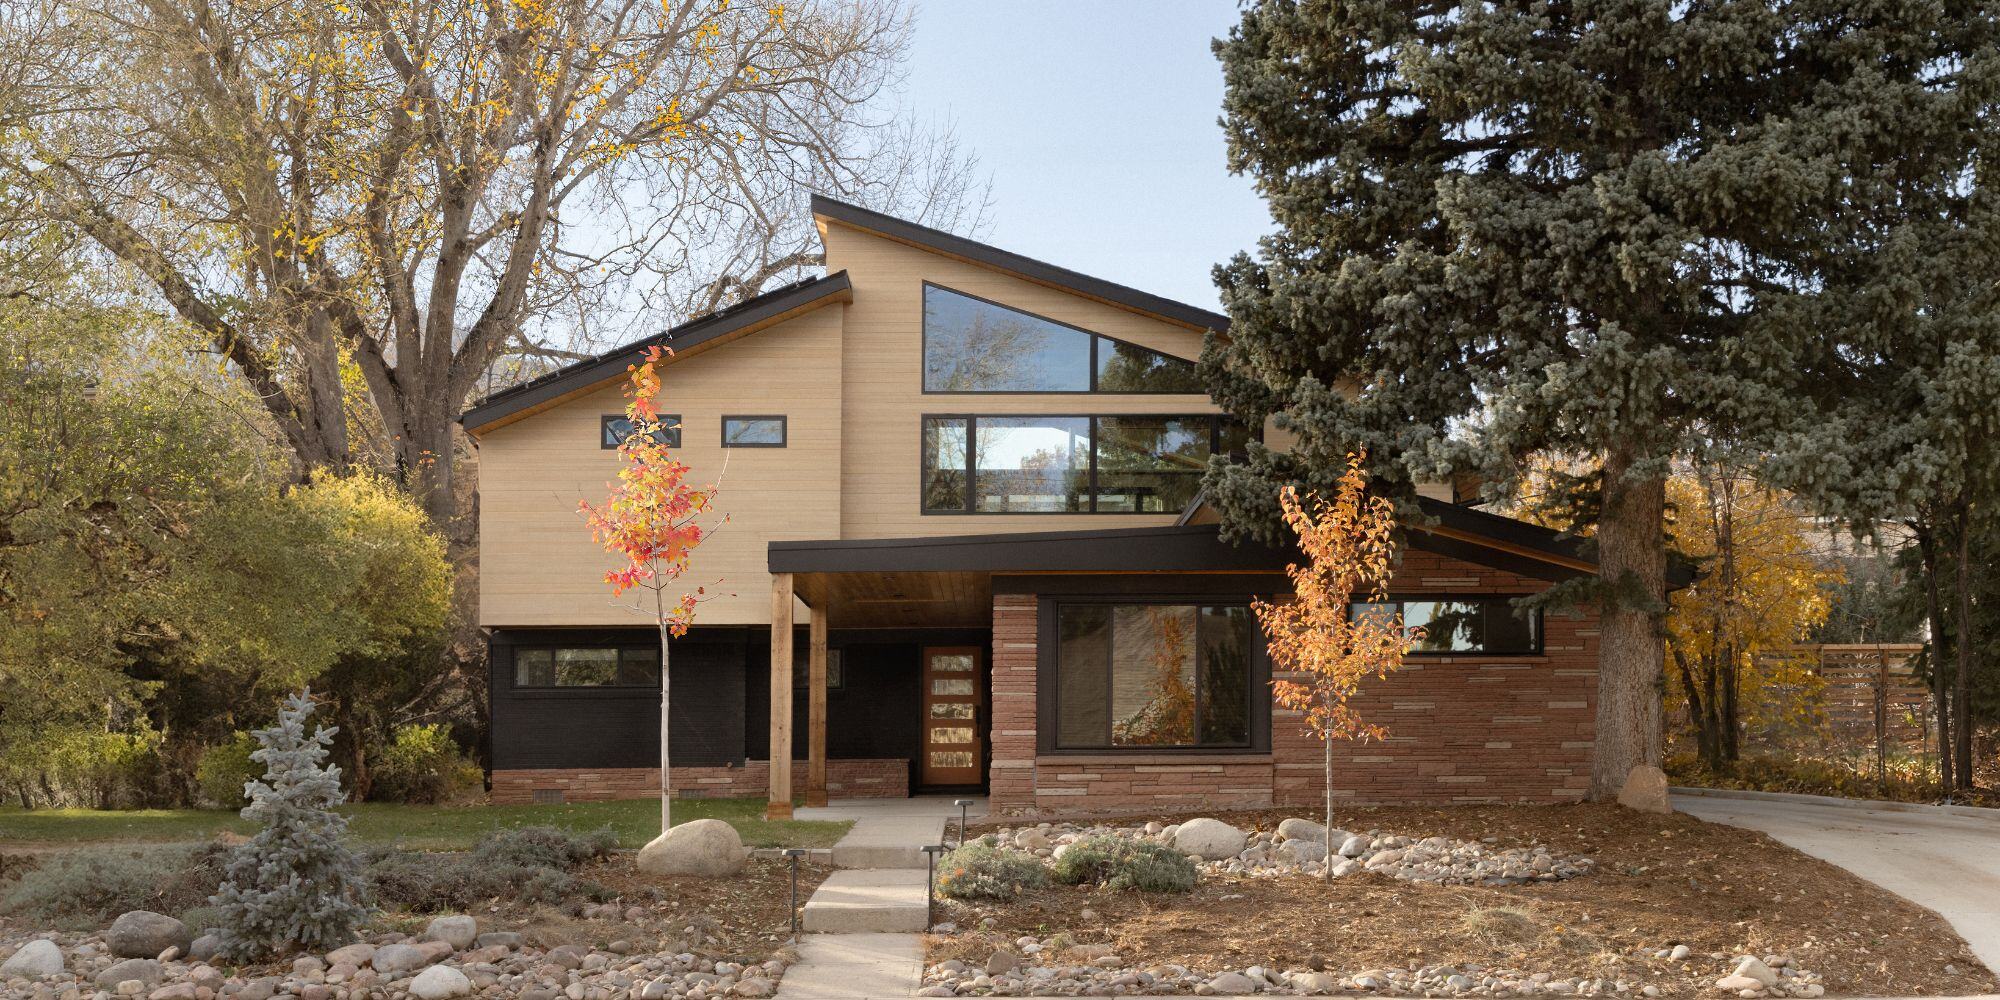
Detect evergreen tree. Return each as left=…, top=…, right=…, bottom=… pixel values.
left=210, top=690, right=370, bottom=960
left=1206, top=0, right=1999, bottom=797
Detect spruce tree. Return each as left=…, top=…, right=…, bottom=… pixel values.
left=210, top=689, right=371, bottom=960
left=1206, top=0, right=1999, bottom=797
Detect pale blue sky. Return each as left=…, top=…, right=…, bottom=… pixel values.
left=902, top=2, right=1269, bottom=311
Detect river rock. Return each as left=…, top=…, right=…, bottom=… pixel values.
left=409, top=964, right=472, bottom=999
left=1172, top=817, right=1247, bottom=860
left=370, top=943, right=428, bottom=974
left=635, top=818, right=747, bottom=877
left=1, top=940, right=63, bottom=980
left=423, top=915, right=478, bottom=950
left=95, top=959, right=162, bottom=989
left=1732, top=957, right=1779, bottom=988
left=1207, top=971, right=1258, bottom=994
left=1276, top=818, right=1327, bottom=843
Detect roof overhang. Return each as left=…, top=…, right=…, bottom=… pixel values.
left=811, top=195, right=1231, bottom=333
left=459, top=271, right=853, bottom=434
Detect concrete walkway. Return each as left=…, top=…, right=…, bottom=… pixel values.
left=1674, top=790, right=2000, bottom=972
left=776, top=798, right=987, bottom=999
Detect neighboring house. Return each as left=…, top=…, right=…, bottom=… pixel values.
left=461, top=196, right=1607, bottom=817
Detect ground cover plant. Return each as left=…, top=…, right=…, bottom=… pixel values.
left=928, top=804, right=1994, bottom=998
left=1049, top=835, right=1196, bottom=893
left=936, top=843, right=1049, bottom=902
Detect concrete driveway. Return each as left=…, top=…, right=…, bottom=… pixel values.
left=1673, top=790, right=2000, bottom=973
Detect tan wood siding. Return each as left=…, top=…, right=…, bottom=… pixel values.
left=823, top=221, right=1221, bottom=540
left=477, top=305, right=844, bottom=626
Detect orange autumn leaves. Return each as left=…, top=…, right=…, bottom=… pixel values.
left=1256, top=453, right=1421, bottom=748
left=579, top=346, right=721, bottom=635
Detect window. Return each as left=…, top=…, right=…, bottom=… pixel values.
left=514, top=646, right=661, bottom=687
left=922, top=414, right=1248, bottom=513
left=721, top=415, right=786, bottom=447
left=1053, top=602, right=1256, bottom=749
left=921, top=284, right=1201, bottom=394
left=1349, top=598, right=1542, bottom=654
left=601, top=414, right=681, bottom=449
left=791, top=648, right=845, bottom=690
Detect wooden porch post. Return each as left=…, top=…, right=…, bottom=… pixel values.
left=807, top=604, right=829, bottom=807
left=767, top=573, right=795, bottom=820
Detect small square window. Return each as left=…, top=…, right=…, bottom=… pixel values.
left=602, top=414, right=681, bottom=449
left=722, top=415, right=787, bottom=447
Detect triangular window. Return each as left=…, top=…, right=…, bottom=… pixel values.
left=922, top=284, right=1200, bottom=393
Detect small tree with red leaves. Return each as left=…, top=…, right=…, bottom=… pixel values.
left=580, top=346, right=725, bottom=835
left=1254, top=453, right=1420, bottom=880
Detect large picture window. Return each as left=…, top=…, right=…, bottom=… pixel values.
left=1052, top=602, right=1256, bottom=749
left=922, top=284, right=1202, bottom=394
left=922, top=414, right=1247, bottom=514
left=514, top=646, right=662, bottom=687
left=1349, top=598, right=1542, bottom=654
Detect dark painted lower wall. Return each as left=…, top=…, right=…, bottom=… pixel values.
left=487, top=626, right=989, bottom=784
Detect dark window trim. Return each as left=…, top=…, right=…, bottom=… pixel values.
left=919, top=282, right=1209, bottom=396
left=601, top=413, right=682, bottom=450
left=721, top=414, right=788, bottom=448
left=919, top=412, right=1245, bottom=515
left=510, top=644, right=663, bottom=691
left=1035, top=594, right=1272, bottom=755
left=1349, top=594, right=1545, bottom=657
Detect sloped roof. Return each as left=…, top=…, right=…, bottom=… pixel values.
left=811, top=195, right=1232, bottom=332
left=459, top=271, right=853, bottom=433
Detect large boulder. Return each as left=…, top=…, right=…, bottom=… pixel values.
left=1616, top=765, right=1673, bottom=814
left=409, top=964, right=472, bottom=999
left=423, top=915, right=478, bottom=951
left=635, top=818, right=747, bottom=877
left=106, top=911, right=192, bottom=959
left=1276, top=818, right=1327, bottom=843
left=1, top=940, right=64, bottom=980
left=1171, top=817, right=1246, bottom=861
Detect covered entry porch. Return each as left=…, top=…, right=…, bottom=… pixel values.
left=759, top=525, right=1293, bottom=820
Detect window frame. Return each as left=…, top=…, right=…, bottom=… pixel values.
left=919, top=282, right=1206, bottom=396
left=919, top=412, right=1248, bottom=515
left=1035, top=595, right=1272, bottom=755
left=720, top=414, right=788, bottom=448
left=1350, top=595, right=1545, bottom=657
left=601, top=413, right=681, bottom=450
left=510, top=645, right=663, bottom=690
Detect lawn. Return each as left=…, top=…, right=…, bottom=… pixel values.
left=0, top=797, right=849, bottom=851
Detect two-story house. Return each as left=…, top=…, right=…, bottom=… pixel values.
left=460, top=196, right=1607, bottom=818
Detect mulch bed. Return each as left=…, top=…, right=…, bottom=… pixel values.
left=930, top=804, right=1993, bottom=997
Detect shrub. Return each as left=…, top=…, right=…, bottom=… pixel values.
left=196, top=732, right=262, bottom=809
left=365, top=826, right=616, bottom=913
left=1051, top=835, right=1197, bottom=893
left=1, top=843, right=228, bottom=926
left=370, top=724, right=481, bottom=805
left=935, top=844, right=1048, bottom=902
left=208, top=690, right=372, bottom=961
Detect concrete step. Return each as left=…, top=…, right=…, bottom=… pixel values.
left=830, top=815, right=948, bottom=870
left=773, top=932, right=922, bottom=999
left=801, top=869, right=931, bottom=933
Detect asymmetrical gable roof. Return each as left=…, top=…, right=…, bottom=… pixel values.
left=811, top=195, right=1232, bottom=333
left=459, top=271, right=853, bottom=434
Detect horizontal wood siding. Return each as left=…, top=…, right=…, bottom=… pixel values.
left=823, top=221, right=1222, bottom=541
left=476, top=305, right=843, bottom=626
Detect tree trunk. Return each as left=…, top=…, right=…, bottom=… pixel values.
left=396, top=399, right=460, bottom=530
left=659, top=617, right=673, bottom=835
left=1589, top=447, right=1667, bottom=800
left=1673, top=648, right=1718, bottom=768
left=1951, top=502, right=1975, bottom=790
left=1323, top=734, right=1334, bottom=884
left=1917, top=522, right=1953, bottom=792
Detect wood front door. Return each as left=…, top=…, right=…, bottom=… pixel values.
left=920, top=647, right=984, bottom=787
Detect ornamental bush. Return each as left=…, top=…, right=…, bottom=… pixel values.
left=365, top=827, right=615, bottom=912
left=368, top=724, right=482, bottom=804
left=208, top=690, right=371, bottom=960
left=1, top=843, right=228, bottom=926
left=196, top=732, right=261, bottom=808
left=935, top=843, right=1048, bottom=902
left=1051, top=835, right=1197, bottom=893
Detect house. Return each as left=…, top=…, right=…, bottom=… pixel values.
left=459, top=196, right=1607, bottom=818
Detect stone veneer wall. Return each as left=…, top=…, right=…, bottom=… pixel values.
left=490, top=757, right=908, bottom=804
left=986, top=548, right=1599, bottom=816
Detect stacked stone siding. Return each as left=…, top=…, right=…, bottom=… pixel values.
left=490, top=758, right=907, bottom=804
left=986, top=547, right=1598, bottom=815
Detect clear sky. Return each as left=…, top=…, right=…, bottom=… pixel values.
left=901, top=2, right=1271, bottom=312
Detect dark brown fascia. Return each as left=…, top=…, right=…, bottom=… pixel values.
left=458, top=271, right=853, bottom=434
left=810, top=195, right=1232, bottom=333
